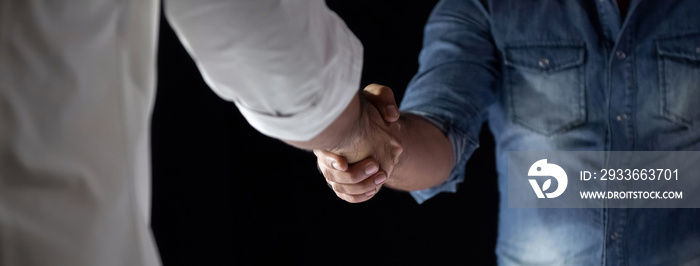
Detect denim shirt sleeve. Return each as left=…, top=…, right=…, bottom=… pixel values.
left=399, top=0, right=498, bottom=204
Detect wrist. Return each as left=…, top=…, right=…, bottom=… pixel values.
left=284, top=91, right=363, bottom=150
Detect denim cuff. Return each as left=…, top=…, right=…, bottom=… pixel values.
left=402, top=110, right=479, bottom=204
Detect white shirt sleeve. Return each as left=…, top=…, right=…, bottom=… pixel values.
left=164, top=0, right=363, bottom=141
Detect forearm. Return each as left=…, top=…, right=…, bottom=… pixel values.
left=166, top=0, right=363, bottom=142
left=386, top=113, right=454, bottom=191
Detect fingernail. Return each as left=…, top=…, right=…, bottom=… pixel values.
left=386, top=105, right=399, bottom=117
left=365, top=164, right=378, bottom=175
left=331, top=162, right=341, bottom=170
left=374, top=174, right=387, bottom=184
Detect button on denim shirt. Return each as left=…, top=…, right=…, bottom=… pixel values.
left=400, top=0, right=700, bottom=265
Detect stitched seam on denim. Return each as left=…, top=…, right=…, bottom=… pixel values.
left=656, top=31, right=700, bottom=61
left=504, top=44, right=586, bottom=73
left=655, top=30, right=700, bottom=40
left=656, top=39, right=697, bottom=127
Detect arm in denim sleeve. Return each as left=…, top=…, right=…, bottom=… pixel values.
left=399, top=0, right=499, bottom=204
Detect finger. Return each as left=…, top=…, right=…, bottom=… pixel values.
left=334, top=188, right=380, bottom=203
left=322, top=157, right=380, bottom=184
left=362, top=83, right=399, bottom=123
left=313, top=149, right=348, bottom=171
left=328, top=171, right=387, bottom=195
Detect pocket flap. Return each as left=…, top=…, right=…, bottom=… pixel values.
left=505, top=42, right=585, bottom=73
left=657, top=32, right=700, bottom=62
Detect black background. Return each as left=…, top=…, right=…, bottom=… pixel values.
left=151, top=1, right=499, bottom=265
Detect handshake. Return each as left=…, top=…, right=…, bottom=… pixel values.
left=314, top=84, right=404, bottom=203
left=297, top=84, right=454, bottom=203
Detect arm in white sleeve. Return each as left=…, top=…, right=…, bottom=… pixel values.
left=164, top=0, right=363, bottom=142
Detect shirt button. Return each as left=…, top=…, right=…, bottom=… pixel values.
left=616, top=113, right=629, bottom=121
left=616, top=51, right=626, bottom=60
left=610, top=232, right=620, bottom=240
left=696, top=46, right=700, bottom=54
left=538, top=58, right=550, bottom=68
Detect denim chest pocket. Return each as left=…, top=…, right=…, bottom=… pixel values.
left=657, top=32, right=700, bottom=128
left=504, top=42, right=586, bottom=135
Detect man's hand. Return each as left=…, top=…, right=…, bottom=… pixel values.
left=314, top=84, right=402, bottom=203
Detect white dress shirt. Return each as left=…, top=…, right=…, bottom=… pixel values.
left=0, top=0, right=362, bottom=265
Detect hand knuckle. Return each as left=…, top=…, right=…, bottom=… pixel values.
left=336, top=172, right=355, bottom=184
left=333, top=184, right=347, bottom=194
left=338, top=192, right=354, bottom=202
left=348, top=195, right=362, bottom=203
left=350, top=175, right=367, bottom=184
left=321, top=167, right=332, bottom=179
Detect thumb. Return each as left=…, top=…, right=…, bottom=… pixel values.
left=313, top=149, right=349, bottom=171
left=362, top=83, right=400, bottom=123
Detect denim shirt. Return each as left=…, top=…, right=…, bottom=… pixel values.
left=400, top=0, right=700, bottom=265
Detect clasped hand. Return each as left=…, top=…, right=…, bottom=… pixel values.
left=314, top=84, right=403, bottom=203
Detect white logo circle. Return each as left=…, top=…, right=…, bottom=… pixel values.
left=527, top=159, right=568, bottom=198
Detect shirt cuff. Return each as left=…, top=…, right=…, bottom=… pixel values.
left=235, top=25, right=363, bottom=142
left=403, top=110, right=479, bottom=204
